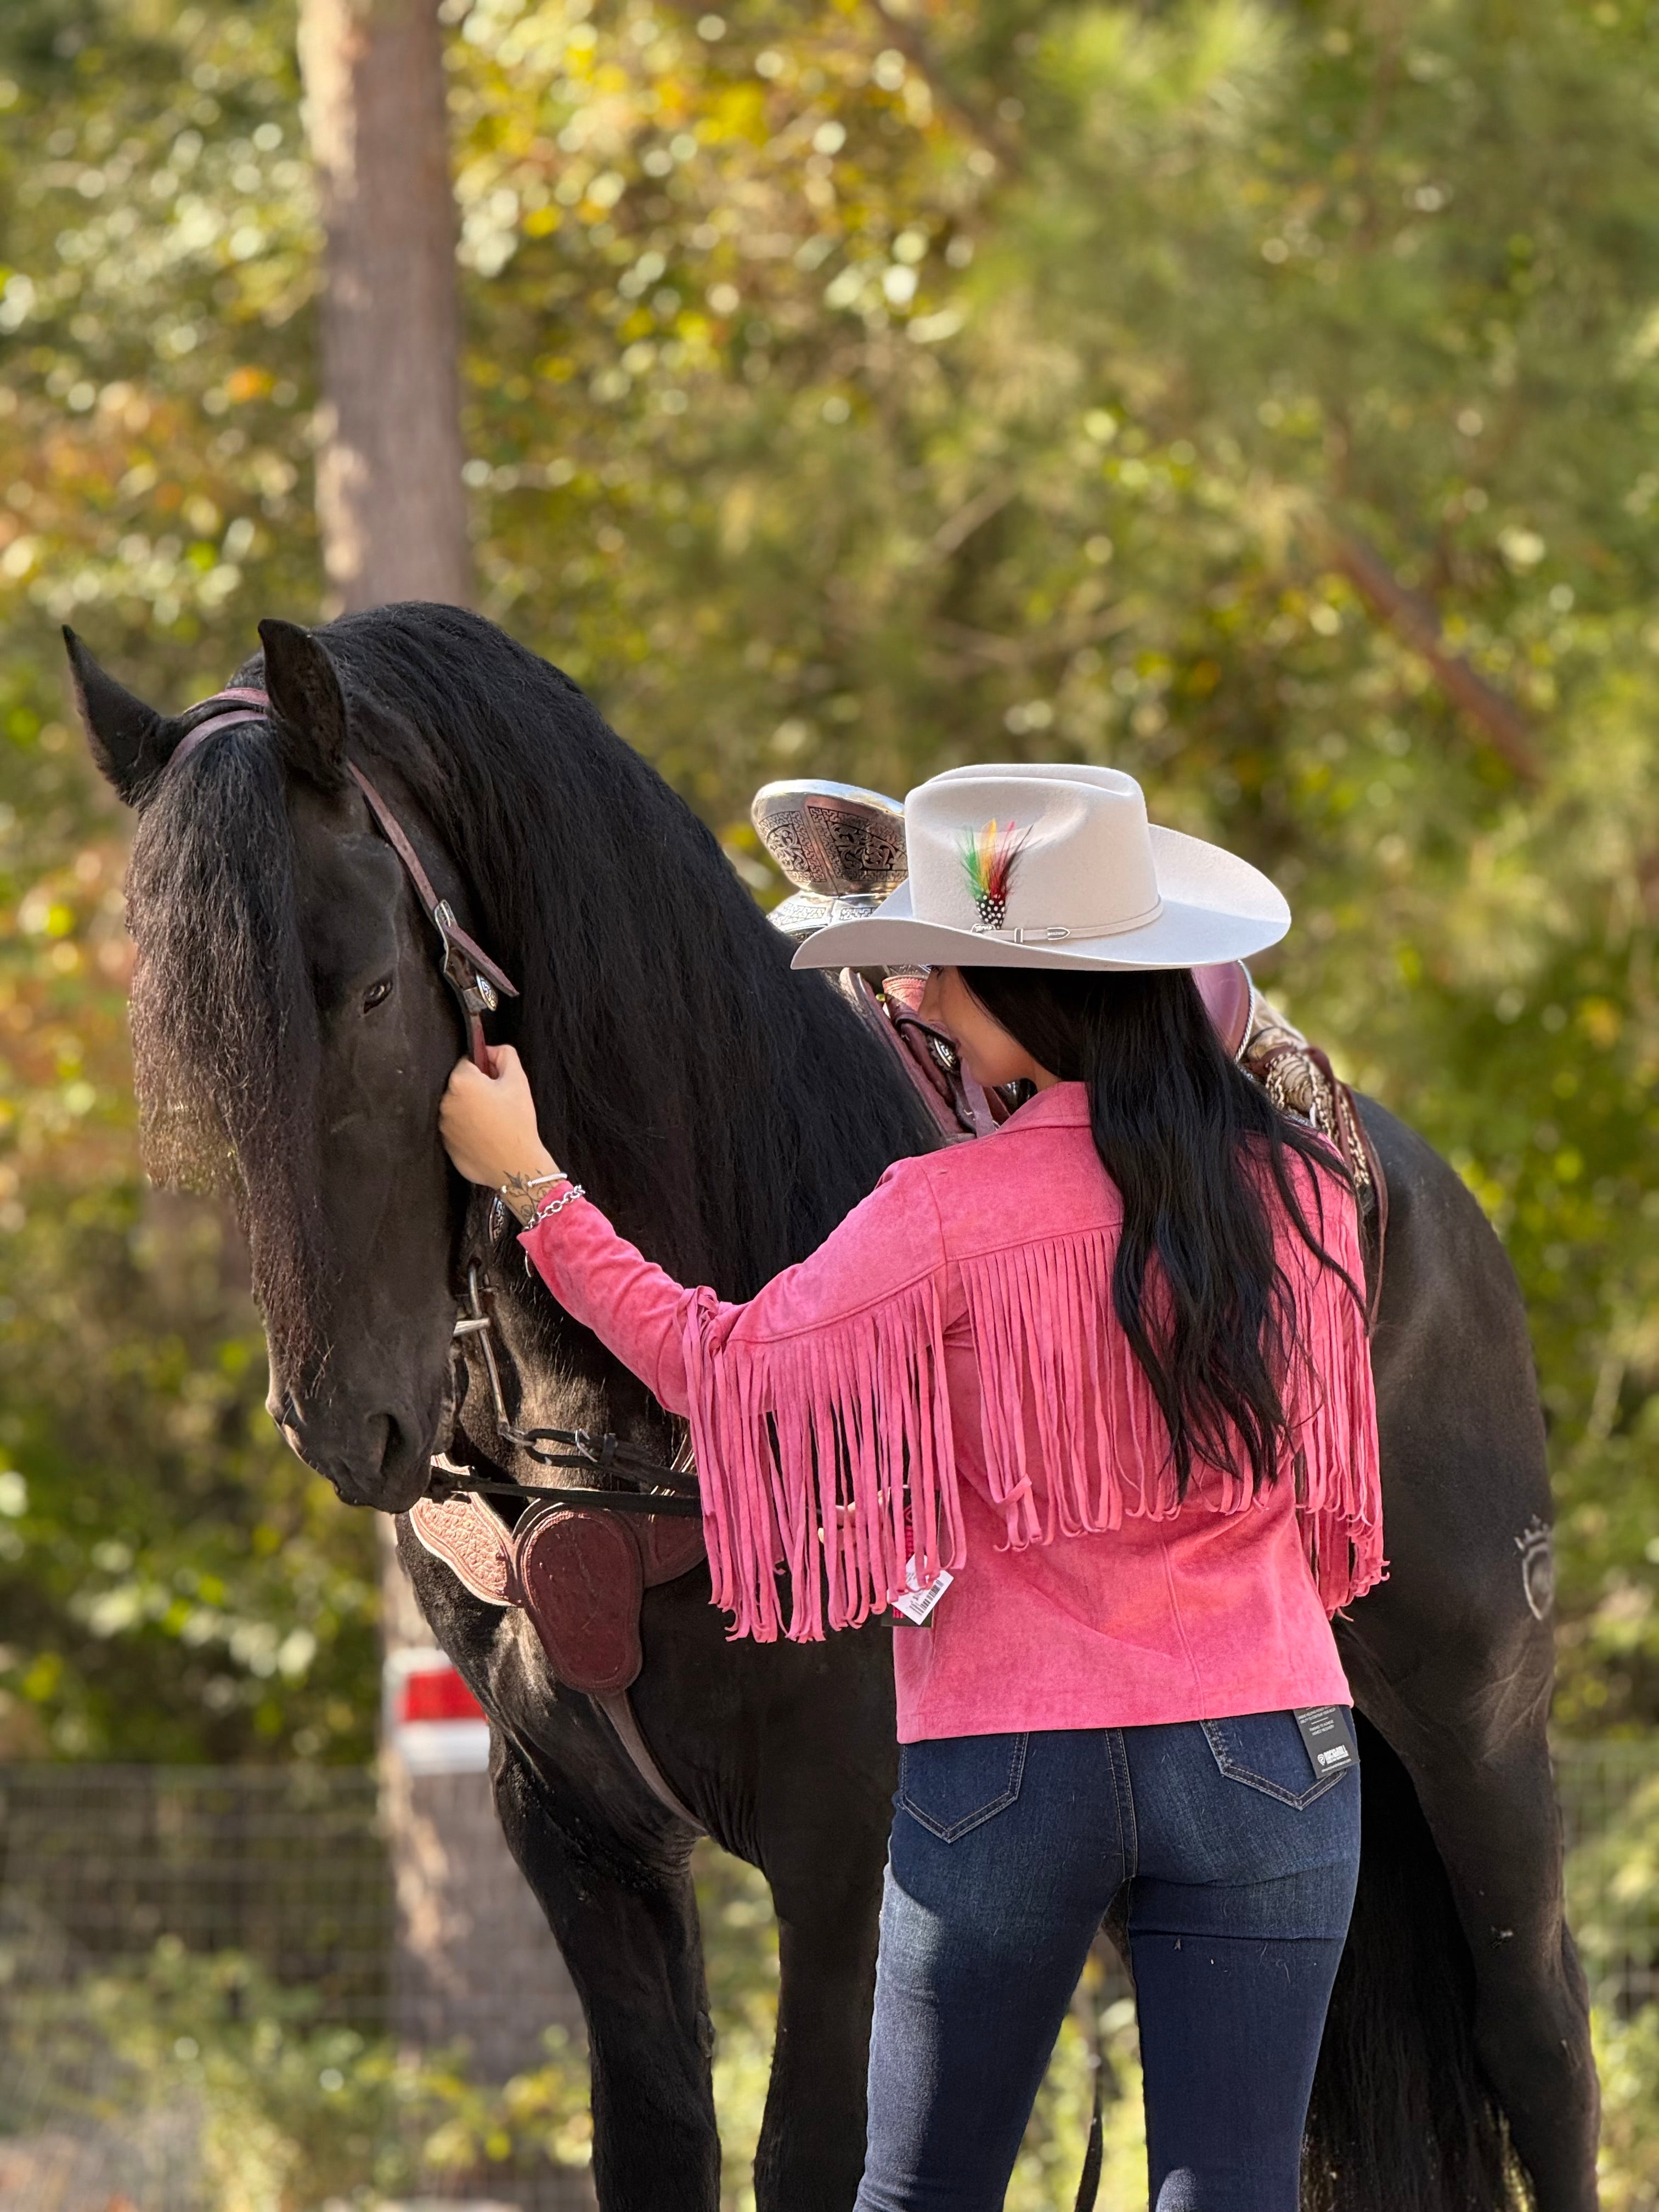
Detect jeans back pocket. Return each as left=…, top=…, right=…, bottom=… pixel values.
left=1201, top=1710, right=1355, bottom=1811
left=898, top=1732, right=1029, bottom=1843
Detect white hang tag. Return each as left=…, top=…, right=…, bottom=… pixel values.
left=892, top=1555, right=953, bottom=1627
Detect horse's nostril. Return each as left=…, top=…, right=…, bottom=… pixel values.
left=379, top=1412, right=413, bottom=1477
left=376, top=1411, right=432, bottom=1514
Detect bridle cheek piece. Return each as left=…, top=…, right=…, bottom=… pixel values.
left=343, top=760, right=517, bottom=1073
left=170, top=686, right=696, bottom=1520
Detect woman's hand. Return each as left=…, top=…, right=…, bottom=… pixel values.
left=439, top=1045, right=560, bottom=1195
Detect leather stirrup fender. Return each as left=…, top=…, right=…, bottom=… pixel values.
left=845, top=970, right=999, bottom=1141
left=515, top=1505, right=645, bottom=1696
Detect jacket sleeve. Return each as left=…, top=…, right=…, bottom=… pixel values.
left=519, top=1196, right=695, bottom=1417
left=520, top=1159, right=957, bottom=1643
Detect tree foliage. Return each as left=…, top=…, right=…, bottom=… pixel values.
left=0, top=0, right=360, bottom=1758
left=0, top=0, right=1655, bottom=1756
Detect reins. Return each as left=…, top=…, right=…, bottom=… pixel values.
left=169, top=686, right=696, bottom=1519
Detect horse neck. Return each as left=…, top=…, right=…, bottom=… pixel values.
left=471, top=806, right=909, bottom=1301
left=350, top=660, right=921, bottom=1296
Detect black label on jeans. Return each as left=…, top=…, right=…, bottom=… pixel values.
left=1293, top=1705, right=1358, bottom=1779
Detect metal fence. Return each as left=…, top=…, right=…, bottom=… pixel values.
left=0, top=1746, right=1650, bottom=2014
left=0, top=1767, right=403, bottom=2212
left=0, top=1743, right=1653, bottom=2208
left=0, top=1763, right=392, bottom=2024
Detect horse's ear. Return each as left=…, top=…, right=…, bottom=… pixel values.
left=63, top=628, right=176, bottom=805
left=259, top=618, right=349, bottom=788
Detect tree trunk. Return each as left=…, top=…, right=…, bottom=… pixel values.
left=299, top=0, right=472, bottom=611
left=298, top=6, right=586, bottom=2159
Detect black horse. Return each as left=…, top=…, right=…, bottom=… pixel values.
left=67, top=605, right=1596, bottom=2212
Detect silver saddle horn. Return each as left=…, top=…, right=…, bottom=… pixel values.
left=750, top=778, right=908, bottom=943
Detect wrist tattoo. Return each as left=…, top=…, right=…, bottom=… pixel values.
left=498, top=1169, right=564, bottom=1227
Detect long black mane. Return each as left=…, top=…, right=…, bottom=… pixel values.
left=133, top=602, right=932, bottom=1340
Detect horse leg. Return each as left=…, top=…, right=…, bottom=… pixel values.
left=1409, top=1722, right=1595, bottom=2211
left=752, top=1835, right=887, bottom=2212
left=735, top=1655, right=897, bottom=2212
left=491, top=1736, right=719, bottom=2212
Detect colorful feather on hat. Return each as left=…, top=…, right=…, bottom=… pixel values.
left=960, top=817, right=1029, bottom=929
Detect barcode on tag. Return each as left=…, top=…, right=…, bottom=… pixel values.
left=892, top=1556, right=953, bottom=1627
left=1293, top=1705, right=1359, bottom=1775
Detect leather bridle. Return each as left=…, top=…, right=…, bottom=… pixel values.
left=171, top=687, right=517, bottom=1070
left=169, top=686, right=698, bottom=1521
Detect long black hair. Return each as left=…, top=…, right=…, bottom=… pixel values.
left=961, top=964, right=1361, bottom=1496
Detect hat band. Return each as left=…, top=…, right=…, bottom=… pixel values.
left=967, top=894, right=1164, bottom=947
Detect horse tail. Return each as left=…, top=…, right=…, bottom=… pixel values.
left=1302, top=1717, right=1523, bottom=2212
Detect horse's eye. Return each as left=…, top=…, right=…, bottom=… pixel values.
left=362, top=977, right=394, bottom=1012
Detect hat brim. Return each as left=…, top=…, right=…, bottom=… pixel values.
left=790, top=826, right=1289, bottom=973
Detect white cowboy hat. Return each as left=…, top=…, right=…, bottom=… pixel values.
left=790, top=764, right=1290, bottom=972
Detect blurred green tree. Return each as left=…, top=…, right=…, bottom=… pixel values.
left=0, top=0, right=375, bottom=1759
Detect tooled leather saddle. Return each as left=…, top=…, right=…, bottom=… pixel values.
left=411, top=781, right=1385, bottom=1730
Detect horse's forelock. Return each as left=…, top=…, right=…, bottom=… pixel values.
left=126, top=729, right=328, bottom=1372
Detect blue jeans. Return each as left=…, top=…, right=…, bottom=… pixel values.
left=856, top=1714, right=1361, bottom=2212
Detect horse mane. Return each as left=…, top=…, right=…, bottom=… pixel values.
left=128, top=602, right=933, bottom=1352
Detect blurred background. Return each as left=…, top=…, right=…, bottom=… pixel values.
left=0, top=0, right=1656, bottom=2204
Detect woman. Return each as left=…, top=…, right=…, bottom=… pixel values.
left=439, top=764, right=1382, bottom=2212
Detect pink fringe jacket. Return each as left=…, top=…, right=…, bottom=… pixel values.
left=523, top=1082, right=1383, bottom=1740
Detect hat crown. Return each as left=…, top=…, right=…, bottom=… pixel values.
left=907, top=769, right=1160, bottom=940
left=785, top=758, right=1291, bottom=974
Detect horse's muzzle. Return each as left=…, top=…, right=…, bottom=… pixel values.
left=268, top=1389, right=433, bottom=1514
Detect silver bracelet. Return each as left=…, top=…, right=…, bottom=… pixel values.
left=532, top=1181, right=585, bottom=1223
left=498, top=1168, right=582, bottom=1228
